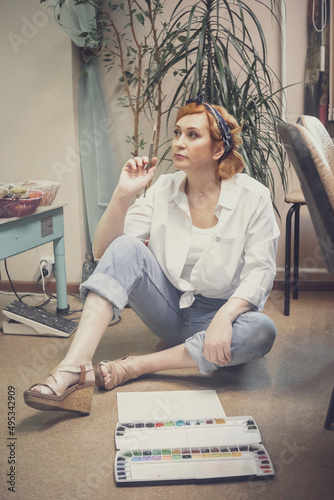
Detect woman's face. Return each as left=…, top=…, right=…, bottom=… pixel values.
left=172, top=112, right=223, bottom=173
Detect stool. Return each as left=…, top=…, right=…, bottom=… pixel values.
left=284, top=189, right=306, bottom=316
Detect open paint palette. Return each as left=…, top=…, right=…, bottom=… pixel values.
left=114, top=392, right=274, bottom=486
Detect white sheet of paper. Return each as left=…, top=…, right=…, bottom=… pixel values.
left=117, top=390, right=226, bottom=422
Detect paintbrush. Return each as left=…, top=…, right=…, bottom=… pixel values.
left=144, top=123, right=157, bottom=197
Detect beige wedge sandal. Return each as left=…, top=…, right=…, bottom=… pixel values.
left=23, top=363, right=94, bottom=415
left=94, top=355, right=138, bottom=391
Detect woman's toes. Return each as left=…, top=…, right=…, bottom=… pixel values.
left=30, top=385, right=41, bottom=393
left=29, top=384, right=53, bottom=395
left=100, top=363, right=111, bottom=384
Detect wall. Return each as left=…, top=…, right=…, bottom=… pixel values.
left=0, top=0, right=87, bottom=287
left=0, top=0, right=331, bottom=292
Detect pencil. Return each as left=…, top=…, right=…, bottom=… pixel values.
left=144, top=123, right=157, bottom=197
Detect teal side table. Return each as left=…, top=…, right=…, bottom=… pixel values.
left=0, top=202, right=69, bottom=313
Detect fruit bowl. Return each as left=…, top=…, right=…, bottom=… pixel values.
left=18, top=180, right=60, bottom=206
left=0, top=189, right=44, bottom=218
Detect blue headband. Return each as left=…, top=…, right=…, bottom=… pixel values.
left=186, top=94, right=232, bottom=159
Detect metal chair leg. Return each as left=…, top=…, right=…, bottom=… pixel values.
left=293, top=204, right=301, bottom=300
left=324, top=387, right=334, bottom=430
left=284, top=205, right=294, bottom=316
left=284, top=203, right=302, bottom=315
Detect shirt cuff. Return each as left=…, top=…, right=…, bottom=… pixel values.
left=230, top=281, right=268, bottom=311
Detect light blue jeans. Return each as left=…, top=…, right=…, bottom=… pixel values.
left=80, top=235, right=276, bottom=375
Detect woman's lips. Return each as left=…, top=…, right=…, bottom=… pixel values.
left=174, top=154, right=186, bottom=159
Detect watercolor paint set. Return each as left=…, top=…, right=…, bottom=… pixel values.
left=114, top=391, right=274, bottom=486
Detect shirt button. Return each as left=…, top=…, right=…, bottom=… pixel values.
left=215, top=236, right=221, bottom=242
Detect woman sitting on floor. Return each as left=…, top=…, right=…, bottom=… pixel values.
left=24, top=95, right=279, bottom=415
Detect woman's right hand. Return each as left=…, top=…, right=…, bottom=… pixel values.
left=93, top=156, right=157, bottom=259
left=117, top=156, right=157, bottom=198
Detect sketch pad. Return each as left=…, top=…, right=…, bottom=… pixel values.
left=115, top=391, right=274, bottom=485
left=117, top=390, right=226, bottom=421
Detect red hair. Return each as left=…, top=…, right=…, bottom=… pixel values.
left=175, top=102, right=244, bottom=180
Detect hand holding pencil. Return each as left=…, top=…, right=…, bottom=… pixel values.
left=116, top=124, right=157, bottom=199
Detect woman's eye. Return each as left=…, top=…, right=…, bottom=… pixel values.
left=173, top=129, right=198, bottom=139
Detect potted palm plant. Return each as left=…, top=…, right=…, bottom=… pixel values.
left=47, top=0, right=288, bottom=207
left=145, top=0, right=287, bottom=205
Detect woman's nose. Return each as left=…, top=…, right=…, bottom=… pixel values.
left=175, top=135, right=186, bottom=147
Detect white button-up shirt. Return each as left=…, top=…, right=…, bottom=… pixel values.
left=124, top=171, right=280, bottom=310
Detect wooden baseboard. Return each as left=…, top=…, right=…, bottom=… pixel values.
left=0, top=281, right=80, bottom=295
left=272, top=280, right=334, bottom=292
left=1, top=280, right=333, bottom=296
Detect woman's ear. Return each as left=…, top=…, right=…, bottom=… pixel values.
left=212, top=141, right=225, bottom=160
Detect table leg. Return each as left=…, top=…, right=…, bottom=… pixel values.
left=53, top=236, right=69, bottom=314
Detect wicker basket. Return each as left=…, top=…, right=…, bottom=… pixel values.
left=0, top=190, right=43, bottom=218
left=19, top=180, right=60, bottom=206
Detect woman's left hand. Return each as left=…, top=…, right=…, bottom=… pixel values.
left=202, top=297, right=251, bottom=366
left=202, top=317, right=233, bottom=366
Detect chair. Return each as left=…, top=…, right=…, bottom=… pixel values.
left=278, top=120, right=334, bottom=430
left=284, top=116, right=334, bottom=316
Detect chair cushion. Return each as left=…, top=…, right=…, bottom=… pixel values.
left=298, top=125, right=334, bottom=212
left=284, top=188, right=306, bottom=204
left=298, top=115, right=334, bottom=176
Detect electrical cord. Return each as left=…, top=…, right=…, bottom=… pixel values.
left=2, top=259, right=57, bottom=306
left=38, top=260, right=57, bottom=303
left=4, top=259, right=23, bottom=302
left=1, top=259, right=122, bottom=328
left=3, top=258, right=59, bottom=309
left=312, top=0, right=327, bottom=33
left=108, top=315, right=122, bottom=327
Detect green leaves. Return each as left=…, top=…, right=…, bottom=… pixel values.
left=135, top=13, right=145, bottom=25
left=125, top=134, right=146, bottom=150
left=58, top=0, right=288, bottom=201
left=146, top=0, right=287, bottom=206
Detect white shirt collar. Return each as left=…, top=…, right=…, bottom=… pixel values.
left=170, top=170, right=240, bottom=214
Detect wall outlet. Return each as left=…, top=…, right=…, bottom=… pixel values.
left=40, top=257, right=54, bottom=278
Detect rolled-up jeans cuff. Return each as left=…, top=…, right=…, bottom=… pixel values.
left=79, top=272, right=128, bottom=320
left=185, top=331, right=220, bottom=375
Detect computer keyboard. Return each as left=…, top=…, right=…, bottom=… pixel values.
left=2, top=300, right=77, bottom=337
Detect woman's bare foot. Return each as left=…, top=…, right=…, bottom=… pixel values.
left=95, top=356, right=139, bottom=390
left=96, top=346, right=198, bottom=390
